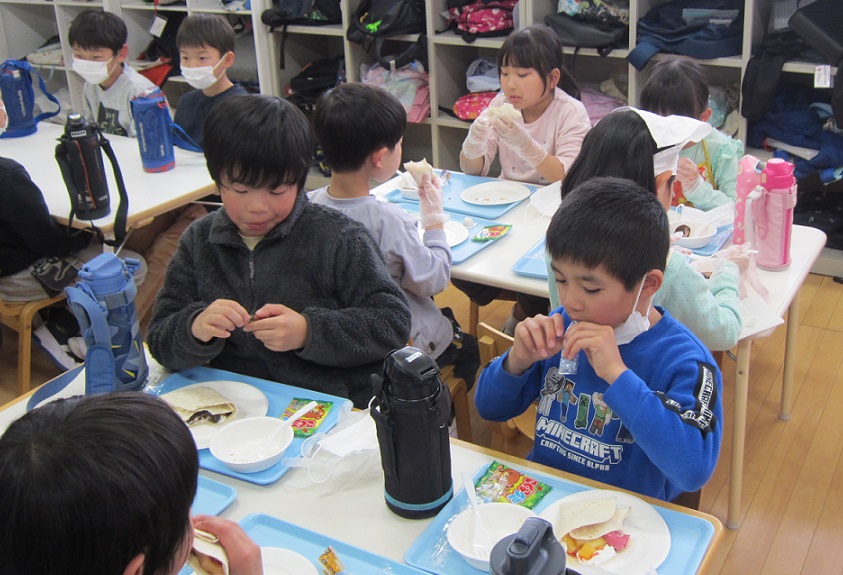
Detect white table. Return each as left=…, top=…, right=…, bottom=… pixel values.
left=373, top=174, right=827, bottom=530
left=0, top=122, right=215, bottom=235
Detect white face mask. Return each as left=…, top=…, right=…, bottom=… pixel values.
left=72, top=57, right=113, bottom=85
left=181, top=56, right=226, bottom=90
left=614, top=276, right=652, bottom=345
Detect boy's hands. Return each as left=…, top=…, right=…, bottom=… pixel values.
left=504, top=314, right=565, bottom=375
left=489, top=116, right=548, bottom=168
left=418, top=174, right=448, bottom=229
left=563, top=322, right=627, bottom=384
left=192, top=299, right=251, bottom=342
left=192, top=515, right=263, bottom=575
left=243, top=304, right=308, bottom=352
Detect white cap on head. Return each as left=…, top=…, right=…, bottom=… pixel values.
left=612, top=107, right=712, bottom=176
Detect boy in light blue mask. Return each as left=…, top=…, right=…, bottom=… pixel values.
left=475, top=177, right=723, bottom=503
left=173, top=14, right=248, bottom=148
left=69, top=10, right=157, bottom=137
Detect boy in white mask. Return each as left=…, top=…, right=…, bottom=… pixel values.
left=476, top=178, right=723, bottom=503
left=69, top=10, right=157, bottom=137
left=173, top=14, right=247, bottom=148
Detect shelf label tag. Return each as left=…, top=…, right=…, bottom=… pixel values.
left=149, top=15, right=168, bottom=38
left=815, top=65, right=832, bottom=89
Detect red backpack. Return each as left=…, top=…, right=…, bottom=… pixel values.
left=447, top=0, right=518, bottom=43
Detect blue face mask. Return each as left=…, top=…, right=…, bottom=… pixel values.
left=614, top=277, right=652, bottom=345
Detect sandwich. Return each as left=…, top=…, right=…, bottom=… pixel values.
left=188, top=529, right=229, bottom=575
left=557, top=497, right=631, bottom=565
left=485, top=102, right=521, bottom=123
left=403, top=158, right=435, bottom=187
left=161, top=386, right=237, bottom=427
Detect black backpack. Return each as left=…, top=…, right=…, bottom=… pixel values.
left=346, top=0, right=427, bottom=70
left=286, top=54, right=345, bottom=118
left=261, top=0, right=341, bottom=29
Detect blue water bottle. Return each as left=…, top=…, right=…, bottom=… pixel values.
left=131, top=88, right=175, bottom=172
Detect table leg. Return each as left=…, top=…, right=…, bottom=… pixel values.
left=728, top=339, right=751, bottom=529
left=780, top=294, right=800, bottom=421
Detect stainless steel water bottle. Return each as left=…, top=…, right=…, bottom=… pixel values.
left=371, top=346, right=453, bottom=519
left=56, top=113, right=110, bottom=219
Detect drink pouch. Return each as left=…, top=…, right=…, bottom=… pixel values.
left=472, top=224, right=512, bottom=242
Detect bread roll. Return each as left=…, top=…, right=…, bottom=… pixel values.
left=486, top=102, right=521, bottom=123
left=403, top=159, right=435, bottom=186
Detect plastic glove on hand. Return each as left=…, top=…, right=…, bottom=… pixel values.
left=677, top=157, right=703, bottom=194
left=418, top=175, right=449, bottom=228
left=461, top=115, right=492, bottom=160
left=489, top=115, right=548, bottom=168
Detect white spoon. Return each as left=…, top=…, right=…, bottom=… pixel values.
left=248, top=400, right=318, bottom=459
left=463, top=472, right=494, bottom=559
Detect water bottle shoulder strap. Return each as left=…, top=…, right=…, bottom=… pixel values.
left=29, top=63, right=61, bottom=123
left=172, top=121, right=203, bottom=152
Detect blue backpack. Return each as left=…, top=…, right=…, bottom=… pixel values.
left=0, top=59, right=61, bottom=138
left=627, top=0, right=743, bottom=71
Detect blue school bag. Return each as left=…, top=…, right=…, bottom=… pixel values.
left=627, top=0, right=743, bottom=71
left=65, top=253, right=149, bottom=394
left=0, top=59, right=61, bottom=138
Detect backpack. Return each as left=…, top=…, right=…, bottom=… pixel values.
left=261, top=0, right=342, bottom=29
left=544, top=12, right=627, bottom=56
left=0, top=59, right=60, bottom=138
left=286, top=55, right=346, bottom=118
left=446, top=0, right=518, bottom=43
left=627, top=0, right=743, bottom=71
left=346, top=0, right=427, bottom=70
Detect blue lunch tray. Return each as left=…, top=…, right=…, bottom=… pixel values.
left=511, top=238, right=548, bottom=280
left=193, top=475, right=237, bottom=516
left=404, top=462, right=716, bottom=575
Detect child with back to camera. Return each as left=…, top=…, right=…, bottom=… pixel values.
left=0, top=392, right=263, bottom=575
left=476, top=178, right=723, bottom=502
left=640, top=57, right=744, bottom=210
left=174, top=14, right=249, bottom=148
left=548, top=107, right=742, bottom=352
left=148, top=95, right=411, bottom=409
left=458, top=24, right=591, bottom=333
left=69, top=9, right=158, bottom=137
left=308, top=83, right=480, bottom=388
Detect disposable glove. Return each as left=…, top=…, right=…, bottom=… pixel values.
left=677, top=157, right=704, bottom=195
left=461, top=115, right=492, bottom=159
left=418, top=175, right=449, bottom=228
left=490, top=115, right=548, bottom=168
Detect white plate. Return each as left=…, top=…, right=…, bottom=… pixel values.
left=461, top=181, right=531, bottom=206
left=538, top=490, right=671, bottom=575
left=261, top=547, right=319, bottom=575
left=162, top=381, right=269, bottom=449
left=418, top=220, right=469, bottom=247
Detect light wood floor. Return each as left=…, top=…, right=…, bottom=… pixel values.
left=2, top=274, right=842, bottom=575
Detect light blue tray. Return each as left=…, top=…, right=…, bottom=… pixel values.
left=690, top=224, right=733, bottom=257
left=396, top=202, right=512, bottom=264
left=193, top=475, right=237, bottom=516
left=240, top=513, right=430, bottom=574
left=385, top=172, right=536, bottom=219
left=404, top=462, right=715, bottom=575
left=511, top=238, right=548, bottom=280
left=151, top=366, right=352, bottom=486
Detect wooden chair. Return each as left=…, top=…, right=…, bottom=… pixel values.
left=440, top=365, right=473, bottom=443
left=0, top=292, right=67, bottom=395
left=477, top=322, right=535, bottom=456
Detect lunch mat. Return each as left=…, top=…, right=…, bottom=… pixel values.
left=396, top=202, right=512, bottom=264
left=193, top=475, right=237, bottom=516
left=385, top=172, right=537, bottom=219
left=404, top=462, right=716, bottom=575
left=240, top=513, right=430, bottom=574
left=511, top=238, right=548, bottom=280
left=152, top=366, right=352, bottom=486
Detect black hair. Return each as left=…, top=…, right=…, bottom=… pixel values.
left=314, top=83, right=406, bottom=173
left=68, top=10, right=128, bottom=53
left=547, top=177, right=669, bottom=291
left=497, top=24, right=580, bottom=100
left=204, top=94, right=313, bottom=191
left=639, top=57, right=709, bottom=119
left=561, top=109, right=658, bottom=199
left=176, top=14, right=236, bottom=55
left=0, top=393, right=198, bottom=575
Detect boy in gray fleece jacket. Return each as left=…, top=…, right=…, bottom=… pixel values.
left=148, top=95, right=411, bottom=408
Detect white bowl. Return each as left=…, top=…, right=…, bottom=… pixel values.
left=400, top=187, right=420, bottom=200
left=446, top=502, right=536, bottom=571
left=672, top=220, right=716, bottom=249
left=209, top=416, right=293, bottom=474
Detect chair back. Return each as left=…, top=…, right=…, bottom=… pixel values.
left=477, top=321, right=514, bottom=367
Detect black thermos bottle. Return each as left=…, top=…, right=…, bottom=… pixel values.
left=57, top=113, right=110, bottom=220
left=371, top=346, right=453, bottom=519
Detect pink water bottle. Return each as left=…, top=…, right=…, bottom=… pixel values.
left=748, top=158, right=797, bottom=270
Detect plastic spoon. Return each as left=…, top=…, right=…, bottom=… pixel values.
left=462, top=472, right=494, bottom=559
left=249, top=400, right=318, bottom=459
